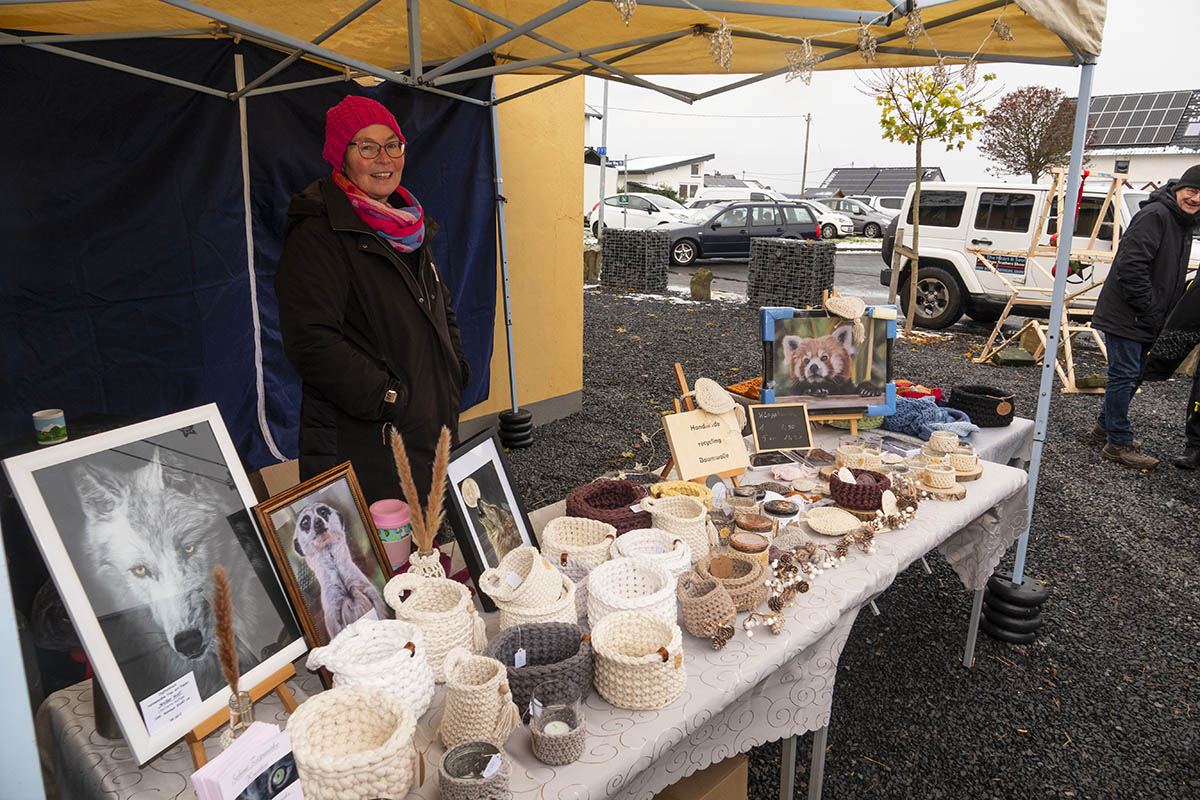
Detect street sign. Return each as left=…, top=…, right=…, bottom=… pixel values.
left=596, top=146, right=607, bottom=155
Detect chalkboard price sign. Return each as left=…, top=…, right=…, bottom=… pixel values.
left=749, top=403, right=813, bottom=453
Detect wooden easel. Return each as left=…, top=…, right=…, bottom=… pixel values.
left=184, top=662, right=299, bottom=769
left=660, top=363, right=741, bottom=485
left=970, top=169, right=1121, bottom=393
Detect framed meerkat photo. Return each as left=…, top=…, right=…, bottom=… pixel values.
left=444, top=428, right=537, bottom=612
left=253, top=462, right=392, bottom=685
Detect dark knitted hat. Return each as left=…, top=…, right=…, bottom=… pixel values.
left=1176, top=165, right=1200, bottom=192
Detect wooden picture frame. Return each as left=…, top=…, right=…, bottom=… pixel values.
left=253, top=462, right=392, bottom=686
left=444, top=428, right=538, bottom=612
left=749, top=402, right=813, bottom=453
left=2, top=405, right=306, bottom=764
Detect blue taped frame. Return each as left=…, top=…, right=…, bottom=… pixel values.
left=759, top=305, right=897, bottom=416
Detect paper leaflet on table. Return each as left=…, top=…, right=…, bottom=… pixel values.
left=190, top=721, right=303, bottom=800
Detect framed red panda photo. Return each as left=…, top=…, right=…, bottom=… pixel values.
left=759, top=306, right=897, bottom=413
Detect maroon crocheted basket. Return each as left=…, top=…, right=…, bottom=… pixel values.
left=829, top=468, right=891, bottom=511
left=565, top=479, right=651, bottom=535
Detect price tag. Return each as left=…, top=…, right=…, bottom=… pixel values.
left=505, top=571, right=523, bottom=590
left=529, top=697, right=543, bottom=718
left=655, top=543, right=664, bottom=554
left=514, top=648, right=527, bottom=668
left=629, top=502, right=643, bottom=513
left=481, top=753, right=502, bottom=778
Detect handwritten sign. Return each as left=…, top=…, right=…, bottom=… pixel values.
left=662, top=409, right=750, bottom=481
left=749, top=403, right=813, bottom=453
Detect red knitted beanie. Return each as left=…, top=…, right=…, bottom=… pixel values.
left=322, top=95, right=405, bottom=170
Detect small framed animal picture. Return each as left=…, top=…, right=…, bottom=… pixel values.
left=253, top=462, right=391, bottom=683
left=444, top=428, right=538, bottom=612
left=2, top=405, right=306, bottom=765
left=759, top=306, right=898, bottom=413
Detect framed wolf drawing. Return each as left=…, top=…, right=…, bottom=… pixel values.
left=759, top=305, right=898, bottom=415
left=2, top=405, right=306, bottom=764
left=253, top=463, right=391, bottom=667
left=444, top=428, right=537, bottom=612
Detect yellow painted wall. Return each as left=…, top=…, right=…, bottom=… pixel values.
left=460, top=75, right=584, bottom=422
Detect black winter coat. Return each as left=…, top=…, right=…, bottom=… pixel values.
left=1092, top=181, right=1198, bottom=343
left=276, top=178, right=469, bottom=505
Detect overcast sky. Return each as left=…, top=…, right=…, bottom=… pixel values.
left=583, top=0, right=1199, bottom=193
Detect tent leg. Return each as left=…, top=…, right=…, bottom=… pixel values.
left=1013, top=59, right=1095, bottom=586
left=808, top=725, right=828, bottom=800
left=489, top=80, right=519, bottom=413
left=962, top=588, right=984, bottom=668
left=779, top=734, right=797, bottom=800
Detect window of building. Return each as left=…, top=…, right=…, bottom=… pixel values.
left=974, top=192, right=1035, bottom=232
left=906, top=191, right=967, bottom=227
left=1114, top=159, right=1130, bottom=173
left=691, top=163, right=700, bottom=176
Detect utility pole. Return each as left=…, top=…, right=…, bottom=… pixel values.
left=801, top=113, right=812, bottom=194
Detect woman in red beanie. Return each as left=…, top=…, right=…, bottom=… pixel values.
left=275, top=95, right=470, bottom=504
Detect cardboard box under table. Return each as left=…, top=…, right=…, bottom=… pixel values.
left=36, top=462, right=1027, bottom=800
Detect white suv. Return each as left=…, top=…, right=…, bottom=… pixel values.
left=880, top=182, right=1153, bottom=329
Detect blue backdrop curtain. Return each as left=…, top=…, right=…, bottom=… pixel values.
left=0, top=34, right=496, bottom=470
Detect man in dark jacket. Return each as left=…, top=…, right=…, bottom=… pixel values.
left=1088, top=166, right=1200, bottom=469
left=276, top=97, right=470, bottom=505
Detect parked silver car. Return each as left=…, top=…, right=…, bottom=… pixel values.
left=824, top=197, right=892, bottom=238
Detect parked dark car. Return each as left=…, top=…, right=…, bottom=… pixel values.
left=666, top=201, right=820, bottom=265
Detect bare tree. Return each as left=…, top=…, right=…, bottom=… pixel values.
left=859, top=67, right=994, bottom=332
left=979, top=86, right=1078, bottom=182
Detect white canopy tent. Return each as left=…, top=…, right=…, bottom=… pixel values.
left=1, top=1, right=1107, bottom=796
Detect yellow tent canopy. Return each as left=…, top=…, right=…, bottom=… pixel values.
left=2, top=1, right=1105, bottom=105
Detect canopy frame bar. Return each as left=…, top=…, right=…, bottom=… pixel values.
left=406, top=0, right=422, bottom=80
left=227, top=0, right=384, bottom=101
left=605, top=0, right=896, bottom=26
left=437, top=0, right=695, bottom=102
left=0, top=28, right=212, bottom=44
left=420, top=0, right=591, bottom=83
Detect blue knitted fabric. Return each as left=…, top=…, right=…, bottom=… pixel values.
left=881, top=396, right=979, bottom=440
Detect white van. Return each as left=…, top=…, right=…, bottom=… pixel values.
left=688, top=186, right=789, bottom=206
left=878, top=182, right=1186, bottom=329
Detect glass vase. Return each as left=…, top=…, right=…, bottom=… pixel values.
left=228, top=690, right=254, bottom=739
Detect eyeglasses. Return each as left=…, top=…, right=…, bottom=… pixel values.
left=1179, top=186, right=1200, bottom=198
left=348, top=140, right=406, bottom=160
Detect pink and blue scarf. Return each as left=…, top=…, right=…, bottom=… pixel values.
left=333, top=170, right=425, bottom=253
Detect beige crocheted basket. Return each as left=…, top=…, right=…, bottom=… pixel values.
left=497, top=570, right=579, bottom=630
left=639, top=494, right=714, bottom=565
left=649, top=480, right=714, bottom=510
left=305, top=618, right=435, bottom=719
left=540, top=516, right=616, bottom=568
left=676, top=570, right=736, bottom=639
left=587, top=557, right=677, bottom=626
left=439, top=647, right=522, bottom=749
left=591, top=610, right=686, bottom=711
left=695, top=553, right=767, bottom=612
left=384, top=573, right=486, bottom=683
left=479, top=545, right=561, bottom=608
left=287, top=684, right=417, bottom=800
left=610, top=527, right=693, bottom=581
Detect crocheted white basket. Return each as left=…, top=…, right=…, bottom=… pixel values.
left=591, top=610, right=686, bottom=711
left=287, top=684, right=417, bottom=800
left=305, top=618, right=435, bottom=719
left=439, top=647, right=522, bottom=749
left=497, top=570, right=579, bottom=630
left=610, top=528, right=693, bottom=581
left=384, top=573, right=486, bottom=683
left=479, top=545, right=561, bottom=608
left=639, top=495, right=714, bottom=565
left=586, top=557, right=676, bottom=627
left=540, top=516, right=616, bottom=568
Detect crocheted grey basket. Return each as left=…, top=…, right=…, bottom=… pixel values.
left=484, top=622, right=593, bottom=722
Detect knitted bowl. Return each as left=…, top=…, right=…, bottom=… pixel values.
left=305, top=618, right=435, bottom=719
left=565, top=480, right=651, bottom=535
left=610, top=528, right=693, bottom=580
left=485, top=622, right=593, bottom=722
left=479, top=545, right=561, bottom=609
left=590, top=610, right=686, bottom=711
left=540, top=516, right=616, bottom=568
left=639, top=494, right=712, bottom=565
left=497, top=570, right=578, bottom=630
left=948, top=384, right=1015, bottom=427
left=648, top=480, right=714, bottom=510
left=676, top=570, right=736, bottom=639
left=695, top=553, right=767, bottom=612
left=384, top=573, right=487, bottom=683
left=828, top=468, right=892, bottom=511
left=288, top=685, right=417, bottom=800
left=587, top=557, right=677, bottom=626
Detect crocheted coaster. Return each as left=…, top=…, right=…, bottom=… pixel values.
left=692, top=377, right=736, bottom=415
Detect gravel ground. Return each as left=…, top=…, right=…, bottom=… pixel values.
left=502, top=283, right=1199, bottom=799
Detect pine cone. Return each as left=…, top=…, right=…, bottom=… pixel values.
left=768, top=595, right=784, bottom=613
left=798, top=580, right=810, bottom=594
left=778, top=552, right=793, bottom=568
left=711, top=624, right=734, bottom=650
left=770, top=616, right=785, bottom=634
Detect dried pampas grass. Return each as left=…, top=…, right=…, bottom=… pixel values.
left=213, top=565, right=239, bottom=697
left=389, top=425, right=453, bottom=554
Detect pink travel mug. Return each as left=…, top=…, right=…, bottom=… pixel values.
left=369, top=499, right=413, bottom=573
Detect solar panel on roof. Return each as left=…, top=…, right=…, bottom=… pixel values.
left=1086, top=90, right=1195, bottom=148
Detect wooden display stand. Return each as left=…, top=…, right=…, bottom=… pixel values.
left=661, top=363, right=743, bottom=484
left=969, top=169, right=1122, bottom=393
left=185, top=662, right=299, bottom=769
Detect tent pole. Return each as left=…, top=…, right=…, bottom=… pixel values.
left=1012, top=59, right=1096, bottom=586
left=490, top=81, right=519, bottom=413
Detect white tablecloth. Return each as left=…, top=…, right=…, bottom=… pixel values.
left=38, top=462, right=1028, bottom=800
